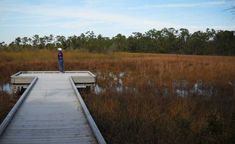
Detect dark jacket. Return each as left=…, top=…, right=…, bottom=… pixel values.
left=58, top=51, right=63, bottom=61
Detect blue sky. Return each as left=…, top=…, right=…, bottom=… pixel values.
left=0, top=0, right=234, bottom=43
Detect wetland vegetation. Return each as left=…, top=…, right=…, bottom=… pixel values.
left=0, top=50, right=235, bottom=143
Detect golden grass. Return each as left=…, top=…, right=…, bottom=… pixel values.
left=1, top=49, right=234, bottom=62
left=0, top=50, right=235, bottom=143
left=0, top=92, right=20, bottom=123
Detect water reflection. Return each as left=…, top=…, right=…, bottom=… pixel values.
left=116, top=85, right=123, bottom=93
left=119, top=72, right=125, bottom=78
left=162, top=88, right=169, bottom=97
left=1, top=83, right=12, bottom=94
left=94, top=84, right=105, bottom=94
left=92, top=71, right=234, bottom=97
left=191, top=81, right=215, bottom=96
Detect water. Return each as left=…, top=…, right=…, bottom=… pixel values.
left=92, top=72, right=232, bottom=97
left=162, top=88, right=169, bottom=97
left=116, top=78, right=124, bottom=93
left=191, top=81, right=215, bottom=96
left=116, top=85, right=123, bottom=93
left=176, top=89, right=189, bottom=97
left=94, top=84, right=105, bottom=94
left=1, top=83, right=13, bottom=94
left=119, top=72, right=125, bottom=78
left=109, top=72, right=117, bottom=81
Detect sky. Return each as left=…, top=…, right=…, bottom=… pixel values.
left=0, top=0, right=235, bottom=43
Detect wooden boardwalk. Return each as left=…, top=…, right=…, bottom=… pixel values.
left=0, top=73, right=103, bottom=144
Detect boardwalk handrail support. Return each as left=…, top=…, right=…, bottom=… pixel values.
left=70, top=78, right=107, bottom=144
left=0, top=77, right=38, bottom=136
left=1, top=71, right=103, bottom=144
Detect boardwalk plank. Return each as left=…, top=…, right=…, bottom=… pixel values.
left=0, top=73, right=97, bottom=144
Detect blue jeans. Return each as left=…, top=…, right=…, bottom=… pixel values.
left=58, top=60, right=64, bottom=72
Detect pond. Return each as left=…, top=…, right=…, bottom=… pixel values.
left=91, top=72, right=234, bottom=97
left=2, top=72, right=234, bottom=97
left=0, top=83, right=12, bottom=94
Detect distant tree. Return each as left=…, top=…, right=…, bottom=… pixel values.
left=179, top=28, right=190, bottom=42
left=187, top=31, right=208, bottom=54
left=21, top=37, right=28, bottom=46
left=79, top=33, right=86, bottom=44
left=154, top=28, right=178, bottom=53
left=0, top=41, right=5, bottom=46
left=32, top=35, right=40, bottom=47
left=56, top=35, right=67, bottom=48
left=144, top=30, right=156, bottom=52
left=85, top=31, right=96, bottom=39
left=45, top=34, right=55, bottom=49
left=49, top=34, right=54, bottom=43
left=0, top=41, right=6, bottom=49
left=145, top=29, right=158, bottom=39
left=39, top=37, right=46, bottom=49
left=214, top=30, right=235, bottom=55
left=43, top=36, right=50, bottom=45
left=179, top=28, right=190, bottom=53
left=84, top=31, right=97, bottom=52
left=67, top=35, right=80, bottom=49
left=14, top=37, right=21, bottom=46
left=131, top=32, right=146, bottom=52
left=3, top=28, right=235, bottom=55
left=28, top=38, right=32, bottom=45
left=112, top=34, right=127, bottom=51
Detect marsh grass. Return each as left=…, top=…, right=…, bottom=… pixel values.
left=0, top=91, right=20, bottom=123
left=0, top=50, right=235, bottom=143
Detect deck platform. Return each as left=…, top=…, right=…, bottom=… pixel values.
left=0, top=71, right=106, bottom=144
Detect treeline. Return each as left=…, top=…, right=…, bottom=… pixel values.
left=0, top=28, right=235, bottom=55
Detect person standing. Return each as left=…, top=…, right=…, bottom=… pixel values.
left=57, top=48, right=64, bottom=72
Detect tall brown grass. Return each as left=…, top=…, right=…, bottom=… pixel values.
left=0, top=92, right=20, bottom=123
left=0, top=50, right=235, bottom=144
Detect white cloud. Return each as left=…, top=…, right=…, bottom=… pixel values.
left=129, top=1, right=226, bottom=10
left=0, top=0, right=234, bottom=38
left=0, top=4, right=174, bottom=30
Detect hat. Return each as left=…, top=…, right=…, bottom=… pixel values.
left=58, top=48, right=62, bottom=51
